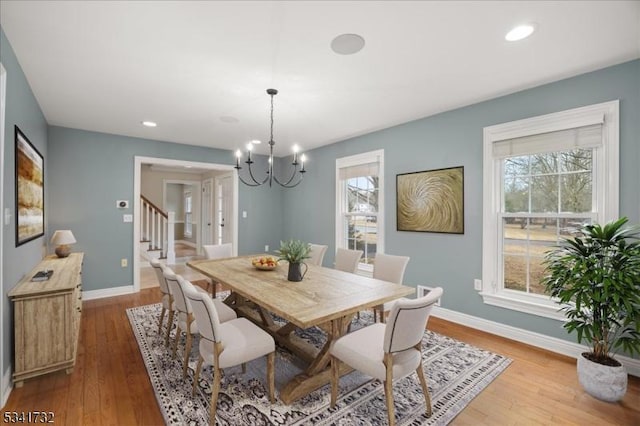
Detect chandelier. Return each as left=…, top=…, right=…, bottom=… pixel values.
left=234, top=88, right=306, bottom=188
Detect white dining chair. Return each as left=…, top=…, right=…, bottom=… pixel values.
left=373, top=253, right=410, bottom=322
left=165, top=272, right=237, bottom=378
left=186, top=286, right=276, bottom=423
left=150, top=258, right=173, bottom=343
left=202, top=243, right=233, bottom=296
left=308, top=244, right=329, bottom=266
left=334, top=248, right=363, bottom=273
left=203, top=243, right=233, bottom=260
left=330, top=288, right=443, bottom=426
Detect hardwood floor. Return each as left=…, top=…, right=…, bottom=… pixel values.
left=2, top=287, right=639, bottom=425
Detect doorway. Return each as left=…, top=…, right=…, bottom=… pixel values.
left=133, top=156, right=238, bottom=292
left=162, top=179, right=201, bottom=260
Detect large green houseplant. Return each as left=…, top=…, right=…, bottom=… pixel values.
left=542, top=217, right=640, bottom=401
left=276, top=240, right=311, bottom=282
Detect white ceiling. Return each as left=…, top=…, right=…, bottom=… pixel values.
left=1, top=1, right=639, bottom=157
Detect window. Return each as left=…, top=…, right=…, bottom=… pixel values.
left=482, top=101, right=619, bottom=319
left=336, top=150, right=384, bottom=272
left=184, top=191, right=193, bottom=237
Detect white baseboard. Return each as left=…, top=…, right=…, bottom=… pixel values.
left=2, top=365, right=12, bottom=408
left=432, top=306, right=640, bottom=378
left=82, top=285, right=135, bottom=301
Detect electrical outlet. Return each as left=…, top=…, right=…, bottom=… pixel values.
left=121, top=258, right=128, bottom=268
left=474, top=279, right=482, bottom=291
left=265, top=245, right=269, bottom=252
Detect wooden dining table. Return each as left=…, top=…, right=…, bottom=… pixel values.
left=187, top=255, right=414, bottom=404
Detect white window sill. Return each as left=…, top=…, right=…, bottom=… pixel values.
left=480, top=291, right=566, bottom=321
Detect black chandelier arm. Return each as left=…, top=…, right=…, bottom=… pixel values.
left=272, top=162, right=302, bottom=187
left=273, top=175, right=304, bottom=188
left=236, top=171, right=262, bottom=187
left=248, top=161, right=271, bottom=186
left=273, top=170, right=304, bottom=188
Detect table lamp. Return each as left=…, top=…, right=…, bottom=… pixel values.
left=51, top=230, right=76, bottom=258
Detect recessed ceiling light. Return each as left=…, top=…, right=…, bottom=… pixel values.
left=141, top=121, right=157, bottom=127
left=505, top=24, right=536, bottom=42
left=220, top=116, right=239, bottom=123
left=331, top=33, right=365, bottom=55
left=250, top=139, right=261, bottom=145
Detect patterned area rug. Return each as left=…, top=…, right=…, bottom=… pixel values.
left=127, top=302, right=511, bottom=425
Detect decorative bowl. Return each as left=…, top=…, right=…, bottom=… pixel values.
left=251, top=256, right=278, bottom=270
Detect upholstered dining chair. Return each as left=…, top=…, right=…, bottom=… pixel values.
left=203, top=243, right=233, bottom=260
left=150, top=258, right=174, bottom=344
left=308, top=244, right=329, bottom=266
left=372, top=253, right=410, bottom=322
left=334, top=248, right=363, bottom=273
left=202, top=243, right=233, bottom=297
left=186, top=286, right=276, bottom=423
left=330, top=288, right=443, bottom=426
left=165, top=272, right=237, bottom=378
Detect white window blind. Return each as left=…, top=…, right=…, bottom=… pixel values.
left=338, top=162, right=379, bottom=180
left=493, top=124, right=603, bottom=158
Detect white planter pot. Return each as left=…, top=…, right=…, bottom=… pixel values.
left=577, top=353, right=627, bottom=402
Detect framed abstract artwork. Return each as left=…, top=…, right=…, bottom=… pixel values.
left=396, top=166, right=464, bottom=234
left=15, top=126, right=44, bottom=246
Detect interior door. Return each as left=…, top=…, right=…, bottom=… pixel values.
left=201, top=178, right=214, bottom=247
left=215, top=174, right=233, bottom=245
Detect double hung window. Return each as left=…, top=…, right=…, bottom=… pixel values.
left=336, top=150, right=384, bottom=272
left=482, top=101, right=619, bottom=319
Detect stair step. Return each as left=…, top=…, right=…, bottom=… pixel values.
left=140, top=239, right=150, bottom=243
left=147, top=248, right=162, bottom=252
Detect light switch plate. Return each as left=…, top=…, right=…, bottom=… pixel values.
left=123, top=214, right=133, bottom=223
left=474, top=279, right=482, bottom=291
left=242, top=211, right=247, bottom=218
left=4, top=208, right=11, bottom=225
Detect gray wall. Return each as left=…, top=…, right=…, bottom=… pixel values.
left=1, top=28, right=49, bottom=376
left=283, top=59, right=640, bottom=343
left=47, top=126, right=285, bottom=292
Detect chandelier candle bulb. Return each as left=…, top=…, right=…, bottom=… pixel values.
left=301, top=154, right=306, bottom=172
left=246, top=143, right=254, bottom=163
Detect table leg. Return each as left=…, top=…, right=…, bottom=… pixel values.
left=279, top=315, right=354, bottom=404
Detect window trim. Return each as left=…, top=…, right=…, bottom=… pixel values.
left=336, top=149, right=385, bottom=274
left=481, top=101, right=619, bottom=320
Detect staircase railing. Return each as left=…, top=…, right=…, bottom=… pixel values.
left=140, top=195, right=175, bottom=263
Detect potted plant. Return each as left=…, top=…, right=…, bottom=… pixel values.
left=542, top=217, right=640, bottom=402
left=276, top=240, right=311, bottom=282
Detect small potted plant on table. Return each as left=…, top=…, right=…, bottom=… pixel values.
left=276, top=240, right=311, bottom=282
left=542, top=217, right=640, bottom=402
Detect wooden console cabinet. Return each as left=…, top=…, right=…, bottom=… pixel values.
left=8, top=252, right=84, bottom=387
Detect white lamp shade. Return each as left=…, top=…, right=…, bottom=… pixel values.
left=51, top=230, right=76, bottom=246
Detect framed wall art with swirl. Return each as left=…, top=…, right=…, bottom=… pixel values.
left=396, top=166, right=464, bottom=234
